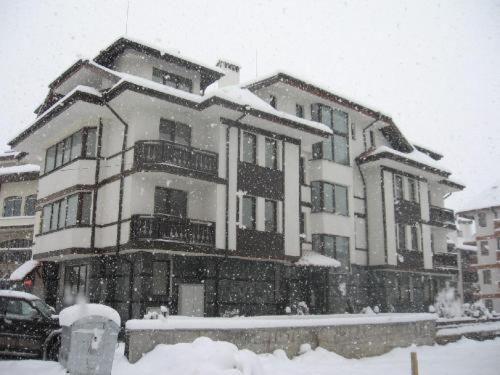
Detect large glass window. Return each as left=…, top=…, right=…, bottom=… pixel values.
left=265, top=199, right=277, bottom=232
left=154, top=187, right=187, bottom=217
left=241, top=196, right=256, bottom=230
left=296, top=104, right=304, bottom=118
left=265, top=138, right=277, bottom=169
left=3, top=196, right=22, bottom=217
left=311, top=104, right=349, bottom=165
left=44, top=128, right=96, bottom=174
left=408, top=179, right=418, bottom=202
left=478, top=212, right=487, bottom=227
left=397, top=224, right=406, bottom=250
left=480, top=241, right=489, bottom=256
left=483, top=269, right=491, bottom=284
left=159, top=119, right=191, bottom=146
left=41, top=192, right=92, bottom=233
left=311, top=181, right=348, bottom=215
left=312, top=234, right=350, bottom=272
left=64, top=264, right=88, bottom=304
left=411, top=225, right=419, bottom=251
left=152, top=67, right=193, bottom=93
left=24, top=195, right=36, bottom=216
left=242, top=132, right=256, bottom=164
left=394, top=175, right=404, bottom=201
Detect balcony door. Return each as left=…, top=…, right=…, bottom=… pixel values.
left=159, top=119, right=191, bottom=146
left=178, top=284, right=204, bottom=316
left=154, top=187, right=187, bottom=218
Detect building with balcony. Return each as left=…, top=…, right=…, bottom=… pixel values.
left=9, top=37, right=464, bottom=320
left=0, top=151, right=39, bottom=278
left=457, top=183, right=500, bottom=312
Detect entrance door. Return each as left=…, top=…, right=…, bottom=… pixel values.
left=178, top=284, right=204, bottom=317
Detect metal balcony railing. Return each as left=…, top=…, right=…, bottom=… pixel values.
left=134, top=140, right=218, bottom=176
left=433, top=252, right=458, bottom=270
left=430, top=205, right=455, bottom=226
left=130, top=214, right=215, bottom=247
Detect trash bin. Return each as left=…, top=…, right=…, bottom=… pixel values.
left=58, top=303, right=121, bottom=375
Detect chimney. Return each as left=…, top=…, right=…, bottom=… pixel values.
left=216, top=59, right=240, bottom=87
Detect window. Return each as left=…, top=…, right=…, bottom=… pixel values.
left=64, top=264, right=88, bottom=302
left=0, top=239, right=32, bottom=248
left=483, top=269, right=491, bottom=284
left=497, top=238, right=500, bottom=250
left=351, top=122, right=356, bottom=140
left=300, top=211, right=305, bottom=235
left=159, top=119, right=191, bottom=146
left=478, top=212, right=487, bottom=227
left=311, top=181, right=348, bottom=215
left=265, top=138, right=277, bottom=169
left=152, top=67, right=193, bottom=93
left=269, top=95, right=277, bottom=109
left=311, top=104, right=349, bottom=165
left=369, top=130, right=375, bottom=148
left=154, top=187, right=187, bottom=217
left=410, top=225, right=419, bottom=251
left=408, top=179, right=418, bottom=202
left=296, top=104, right=304, bottom=118
left=152, top=261, right=169, bottom=295
left=299, top=157, right=305, bottom=185
left=312, top=234, right=350, bottom=272
left=265, top=199, right=277, bottom=232
left=24, top=195, right=37, bottom=216
left=241, top=196, right=256, bottom=230
left=394, top=175, right=404, bottom=201
left=397, top=224, right=406, bottom=250
left=41, top=192, right=92, bottom=233
left=3, top=196, right=22, bottom=217
left=44, top=128, right=96, bottom=173
left=3, top=299, right=38, bottom=320
left=242, top=132, right=256, bottom=164
left=480, top=241, right=489, bottom=256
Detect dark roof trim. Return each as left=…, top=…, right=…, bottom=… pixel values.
left=438, top=179, right=465, bottom=190
left=9, top=90, right=103, bottom=146
left=48, top=59, right=85, bottom=89
left=379, top=126, right=414, bottom=153
left=357, top=151, right=451, bottom=177
left=0, top=152, right=27, bottom=162
left=0, top=171, right=39, bottom=183
left=414, top=145, right=443, bottom=160
left=245, top=72, right=394, bottom=123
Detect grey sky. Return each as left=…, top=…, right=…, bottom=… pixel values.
left=0, top=0, right=498, bottom=209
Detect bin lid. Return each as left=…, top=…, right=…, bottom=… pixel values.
left=59, top=303, right=121, bottom=327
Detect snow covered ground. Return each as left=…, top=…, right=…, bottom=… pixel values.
left=1, top=337, right=499, bottom=375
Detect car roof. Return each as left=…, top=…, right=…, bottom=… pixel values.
left=0, top=290, right=40, bottom=301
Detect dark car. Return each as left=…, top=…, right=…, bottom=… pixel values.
left=0, top=290, right=61, bottom=360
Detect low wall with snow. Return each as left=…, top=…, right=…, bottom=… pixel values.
left=125, top=314, right=436, bottom=363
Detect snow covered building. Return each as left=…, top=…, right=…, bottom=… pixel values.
left=0, top=151, right=39, bottom=278
left=457, top=184, right=500, bottom=312
left=8, top=37, right=463, bottom=320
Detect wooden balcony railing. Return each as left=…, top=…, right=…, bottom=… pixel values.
left=134, top=140, right=218, bottom=177
left=430, top=205, right=455, bottom=227
left=130, top=214, right=215, bottom=247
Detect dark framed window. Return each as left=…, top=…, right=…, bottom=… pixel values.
left=41, top=192, right=92, bottom=234
left=397, top=224, right=406, bottom=250
left=269, top=95, right=277, bottom=109
left=408, top=179, right=418, bottom=202
left=312, top=234, right=350, bottom=272
left=497, top=238, right=500, bottom=250
left=44, top=128, right=96, bottom=174
left=265, top=138, right=277, bottom=169
left=351, top=122, right=356, bottom=140
left=64, top=264, right=88, bottom=302
left=299, top=157, right=305, bottom=185
left=483, top=269, right=491, bottom=284
left=159, top=119, right=191, bottom=146
left=241, top=196, right=256, bottom=230
left=394, top=175, right=404, bottom=201
left=311, top=181, right=348, bottom=215
left=410, top=225, right=419, bottom=251
left=480, top=241, right=489, bottom=256
left=296, top=104, right=304, bottom=118
left=152, top=261, right=169, bottom=295
left=311, top=104, right=349, bottom=165
left=3, top=196, right=22, bottom=217
left=264, top=199, right=277, bottom=232
left=300, top=211, right=305, bottom=235
left=369, top=130, right=375, bottom=148
left=154, top=187, right=187, bottom=218
left=478, top=212, right=487, bottom=227
left=242, top=132, right=257, bottom=164
left=152, top=67, right=193, bottom=93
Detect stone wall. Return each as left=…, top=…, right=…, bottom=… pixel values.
left=125, top=318, right=436, bottom=363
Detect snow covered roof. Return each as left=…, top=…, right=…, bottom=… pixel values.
left=0, top=290, right=40, bottom=300
left=59, top=303, right=121, bottom=326
left=0, top=163, right=40, bottom=176
left=412, top=143, right=443, bottom=160
left=358, top=145, right=452, bottom=177
left=458, top=182, right=500, bottom=213
left=9, top=260, right=40, bottom=281
left=295, top=251, right=341, bottom=267
left=0, top=150, right=23, bottom=160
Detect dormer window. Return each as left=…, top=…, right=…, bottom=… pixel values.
left=152, top=67, right=193, bottom=93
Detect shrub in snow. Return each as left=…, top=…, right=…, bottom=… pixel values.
left=222, top=308, right=240, bottom=318
left=299, top=343, right=312, bottom=355
left=361, top=306, right=375, bottom=315
left=463, top=301, right=493, bottom=319
left=428, top=305, right=436, bottom=313
left=296, top=301, right=310, bottom=315
left=373, top=306, right=380, bottom=314
left=433, top=287, right=463, bottom=319
left=284, top=306, right=292, bottom=314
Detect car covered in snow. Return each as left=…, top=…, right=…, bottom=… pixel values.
left=0, top=290, right=60, bottom=360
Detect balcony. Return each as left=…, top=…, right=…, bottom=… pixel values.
left=134, top=140, right=219, bottom=181
left=397, top=249, right=424, bottom=270
left=130, top=214, right=215, bottom=248
left=429, top=205, right=456, bottom=229
left=433, top=252, right=458, bottom=271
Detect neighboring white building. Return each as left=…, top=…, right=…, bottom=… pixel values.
left=9, top=37, right=464, bottom=320
left=458, top=183, right=500, bottom=312
left=0, top=151, right=38, bottom=278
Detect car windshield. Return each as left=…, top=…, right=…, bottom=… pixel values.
left=31, top=299, right=54, bottom=318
